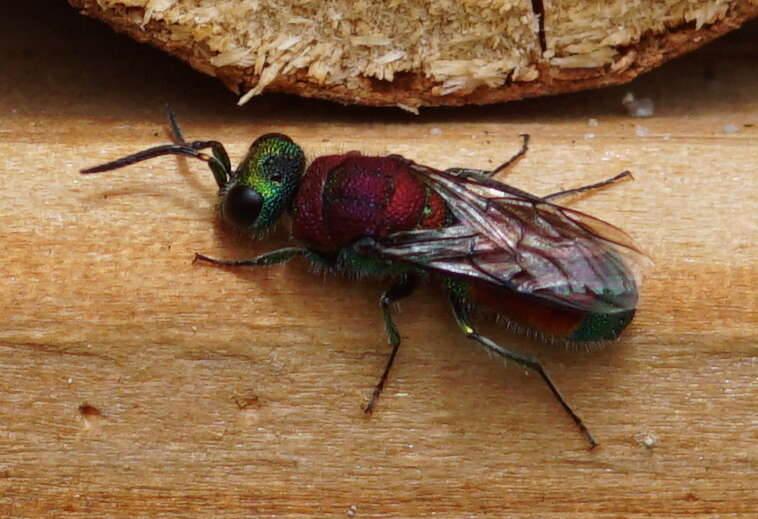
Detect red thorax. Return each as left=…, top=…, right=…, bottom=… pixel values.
left=292, top=153, right=448, bottom=252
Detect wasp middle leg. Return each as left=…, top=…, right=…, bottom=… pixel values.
left=446, top=134, right=530, bottom=181
left=364, top=273, right=418, bottom=414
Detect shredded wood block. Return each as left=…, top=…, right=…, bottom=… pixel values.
left=68, top=0, right=758, bottom=109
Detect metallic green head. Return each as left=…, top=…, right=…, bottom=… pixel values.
left=80, top=111, right=306, bottom=236
left=220, top=133, right=305, bottom=233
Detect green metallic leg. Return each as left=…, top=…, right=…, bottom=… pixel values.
left=364, top=274, right=418, bottom=414
left=448, top=290, right=598, bottom=449
left=446, top=134, right=530, bottom=180
left=193, top=247, right=306, bottom=267
left=543, top=171, right=632, bottom=201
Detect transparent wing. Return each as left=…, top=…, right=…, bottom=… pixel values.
left=359, top=163, right=649, bottom=314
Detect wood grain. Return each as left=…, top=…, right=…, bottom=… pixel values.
left=0, top=2, right=755, bottom=518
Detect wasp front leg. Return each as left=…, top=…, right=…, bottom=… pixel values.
left=364, top=273, right=418, bottom=414
left=193, top=247, right=307, bottom=268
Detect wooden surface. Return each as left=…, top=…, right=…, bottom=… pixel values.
left=0, top=3, right=755, bottom=518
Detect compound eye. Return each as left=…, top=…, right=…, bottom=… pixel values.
left=221, top=184, right=263, bottom=228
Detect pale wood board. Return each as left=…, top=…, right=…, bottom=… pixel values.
left=0, top=3, right=755, bottom=518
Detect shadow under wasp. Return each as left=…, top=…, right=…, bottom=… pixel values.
left=82, top=109, right=648, bottom=448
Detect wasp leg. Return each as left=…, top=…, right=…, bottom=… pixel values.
left=447, top=134, right=530, bottom=181
left=364, top=274, right=418, bottom=414
left=448, top=290, right=598, bottom=449
left=543, top=171, right=632, bottom=201
left=193, top=247, right=306, bottom=267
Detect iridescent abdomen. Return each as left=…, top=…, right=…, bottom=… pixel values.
left=465, top=277, right=637, bottom=342
left=292, top=153, right=448, bottom=252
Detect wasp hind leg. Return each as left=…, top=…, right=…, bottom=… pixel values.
left=447, top=134, right=530, bottom=181
left=543, top=171, right=633, bottom=201
left=193, top=247, right=307, bottom=267
left=447, top=287, right=598, bottom=449
left=364, top=274, right=418, bottom=414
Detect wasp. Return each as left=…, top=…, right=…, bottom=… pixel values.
left=82, top=110, right=647, bottom=448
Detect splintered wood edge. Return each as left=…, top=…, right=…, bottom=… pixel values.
left=69, top=1, right=757, bottom=108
